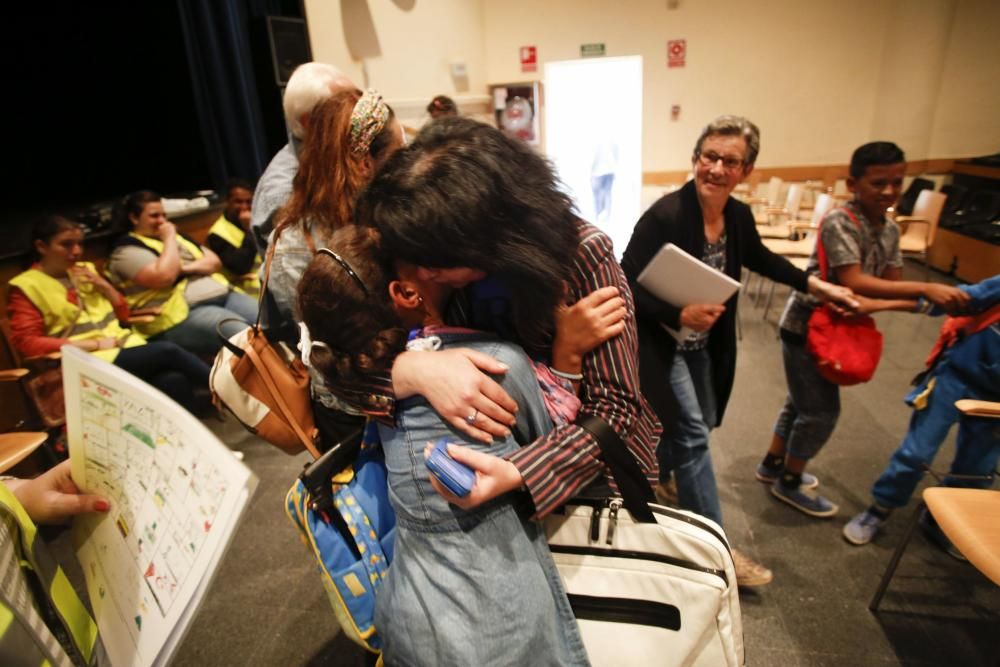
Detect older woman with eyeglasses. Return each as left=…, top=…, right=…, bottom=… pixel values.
left=620, top=115, right=857, bottom=588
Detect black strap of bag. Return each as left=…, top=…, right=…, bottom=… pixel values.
left=576, top=414, right=656, bottom=523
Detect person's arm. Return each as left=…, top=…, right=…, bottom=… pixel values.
left=132, top=223, right=182, bottom=288
left=551, top=285, right=627, bottom=383
left=7, top=289, right=119, bottom=355
left=7, top=288, right=67, bottom=357
left=67, top=264, right=130, bottom=321
left=206, top=233, right=257, bottom=275
left=4, top=460, right=110, bottom=525
left=739, top=211, right=859, bottom=310
left=835, top=264, right=968, bottom=311
left=182, top=245, right=223, bottom=276
left=854, top=294, right=919, bottom=314
left=815, top=215, right=969, bottom=311
left=505, top=229, right=654, bottom=518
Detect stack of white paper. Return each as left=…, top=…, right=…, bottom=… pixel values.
left=636, top=243, right=742, bottom=342
left=63, top=347, right=257, bottom=667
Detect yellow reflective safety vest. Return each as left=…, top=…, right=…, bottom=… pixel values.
left=207, top=215, right=261, bottom=297
left=0, top=483, right=102, bottom=666
left=9, top=263, right=145, bottom=363
left=115, top=233, right=231, bottom=338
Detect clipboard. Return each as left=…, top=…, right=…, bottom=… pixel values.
left=636, top=243, right=741, bottom=342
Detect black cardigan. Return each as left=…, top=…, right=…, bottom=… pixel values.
left=620, top=180, right=810, bottom=428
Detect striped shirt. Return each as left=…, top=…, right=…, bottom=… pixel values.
left=0, top=512, right=75, bottom=667
left=337, top=221, right=661, bottom=518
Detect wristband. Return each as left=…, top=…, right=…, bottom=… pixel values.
left=549, top=366, right=583, bottom=381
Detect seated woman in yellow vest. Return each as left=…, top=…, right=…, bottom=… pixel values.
left=206, top=178, right=261, bottom=297
left=107, top=190, right=258, bottom=355
left=7, top=215, right=212, bottom=415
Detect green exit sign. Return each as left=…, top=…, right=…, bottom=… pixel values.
left=580, top=43, right=605, bottom=58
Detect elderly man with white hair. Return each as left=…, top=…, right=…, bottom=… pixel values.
left=250, top=62, right=354, bottom=252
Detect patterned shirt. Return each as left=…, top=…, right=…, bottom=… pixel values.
left=678, top=233, right=727, bottom=351
left=780, top=201, right=903, bottom=335
left=332, top=221, right=661, bottom=518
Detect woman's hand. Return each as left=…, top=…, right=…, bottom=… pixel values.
left=69, top=264, right=119, bottom=301
left=5, top=460, right=110, bottom=525
left=806, top=275, right=860, bottom=314
left=680, top=303, right=725, bottom=332
left=424, top=443, right=524, bottom=510
left=391, top=349, right=519, bottom=443
left=552, top=286, right=626, bottom=371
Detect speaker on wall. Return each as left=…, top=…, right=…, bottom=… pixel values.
left=267, top=16, right=312, bottom=87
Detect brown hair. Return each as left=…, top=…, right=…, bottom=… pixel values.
left=297, top=226, right=407, bottom=387
left=275, top=89, right=397, bottom=239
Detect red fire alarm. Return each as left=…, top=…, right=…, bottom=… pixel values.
left=520, top=46, right=537, bottom=73
left=667, top=39, right=686, bottom=68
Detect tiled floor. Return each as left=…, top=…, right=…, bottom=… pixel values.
left=51, top=262, right=999, bottom=666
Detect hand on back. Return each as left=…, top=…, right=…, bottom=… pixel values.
left=392, top=349, right=519, bottom=444
left=553, top=286, right=627, bottom=366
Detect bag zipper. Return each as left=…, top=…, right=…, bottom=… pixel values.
left=550, top=543, right=728, bottom=586
left=566, top=593, right=681, bottom=631
left=567, top=497, right=729, bottom=554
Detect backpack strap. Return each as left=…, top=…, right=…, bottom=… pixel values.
left=815, top=206, right=863, bottom=282
left=576, top=414, right=655, bottom=523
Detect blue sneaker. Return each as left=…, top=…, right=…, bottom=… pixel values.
left=843, top=509, right=886, bottom=545
left=770, top=480, right=838, bottom=518
left=755, top=464, right=819, bottom=489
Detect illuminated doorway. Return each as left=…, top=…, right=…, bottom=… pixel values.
left=544, top=56, right=643, bottom=258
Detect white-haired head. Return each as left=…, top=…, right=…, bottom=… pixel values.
left=283, top=62, right=355, bottom=139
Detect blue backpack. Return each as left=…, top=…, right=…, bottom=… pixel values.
left=285, top=421, right=396, bottom=653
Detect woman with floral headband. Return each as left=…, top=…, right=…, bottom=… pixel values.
left=267, top=87, right=405, bottom=449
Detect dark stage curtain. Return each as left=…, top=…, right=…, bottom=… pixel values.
left=177, top=0, right=270, bottom=186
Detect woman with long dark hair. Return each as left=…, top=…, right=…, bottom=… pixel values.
left=297, top=225, right=620, bottom=665
left=332, top=116, right=658, bottom=519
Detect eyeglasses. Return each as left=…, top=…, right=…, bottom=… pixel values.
left=317, top=248, right=370, bottom=296
left=697, top=151, right=745, bottom=170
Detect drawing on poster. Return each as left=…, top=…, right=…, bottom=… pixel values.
left=64, top=347, right=256, bottom=667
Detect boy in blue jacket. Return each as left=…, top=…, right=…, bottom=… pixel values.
left=843, top=274, right=1000, bottom=547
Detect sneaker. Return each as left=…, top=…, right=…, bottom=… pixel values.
left=653, top=478, right=679, bottom=507
left=843, top=509, right=886, bottom=545
left=919, top=511, right=967, bottom=562
left=732, top=549, right=773, bottom=587
left=755, top=464, right=819, bottom=489
left=770, top=480, right=838, bottom=518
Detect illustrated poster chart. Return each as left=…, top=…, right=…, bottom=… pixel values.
left=63, top=347, right=256, bottom=667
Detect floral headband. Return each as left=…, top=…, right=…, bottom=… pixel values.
left=349, top=88, right=390, bottom=156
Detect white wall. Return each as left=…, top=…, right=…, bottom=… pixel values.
left=303, top=0, right=490, bottom=126
left=304, top=0, right=1000, bottom=171
left=928, top=0, right=1000, bottom=158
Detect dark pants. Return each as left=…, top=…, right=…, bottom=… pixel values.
left=114, top=342, right=211, bottom=413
